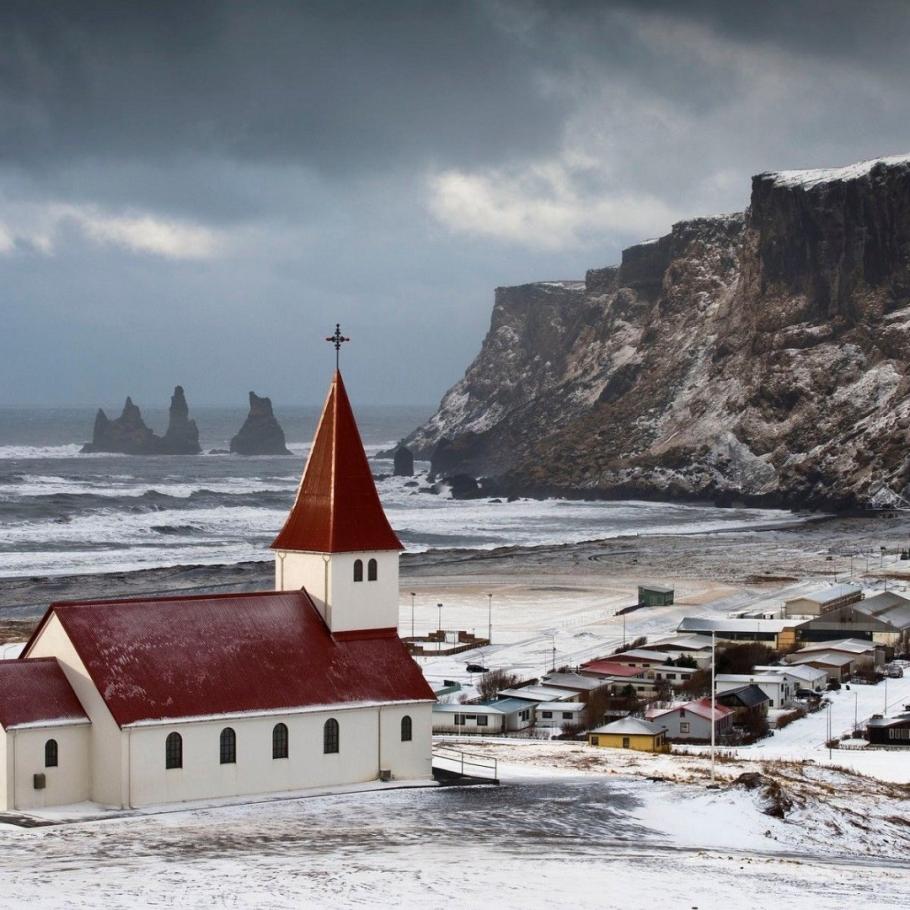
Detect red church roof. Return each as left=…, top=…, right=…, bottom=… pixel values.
left=0, top=657, right=88, bottom=729
left=271, top=371, right=403, bottom=553
left=22, top=591, right=433, bottom=727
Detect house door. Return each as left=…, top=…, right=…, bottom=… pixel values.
left=622, top=737, right=630, bottom=748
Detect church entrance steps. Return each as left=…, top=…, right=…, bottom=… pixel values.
left=432, top=746, right=499, bottom=785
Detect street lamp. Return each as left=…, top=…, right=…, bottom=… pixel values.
left=487, top=592, right=493, bottom=645
left=437, top=602, right=443, bottom=653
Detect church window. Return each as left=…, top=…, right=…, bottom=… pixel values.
left=323, top=718, right=339, bottom=754
left=273, top=723, right=289, bottom=759
left=401, top=715, right=412, bottom=742
left=220, top=727, right=237, bottom=764
left=165, top=732, right=183, bottom=769
left=44, top=739, right=58, bottom=768
left=353, top=559, right=364, bottom=582
left=368, top=558, right=378, bottom=581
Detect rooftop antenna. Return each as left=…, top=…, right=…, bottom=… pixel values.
left=325, top=323, right=350, bottom=371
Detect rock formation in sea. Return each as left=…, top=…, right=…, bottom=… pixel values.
left=405, top=154, right=910, bottom=510
left=230, top=392, right=291, bottom=455
left=82, top=387, right=202, bottom=455
left=159, top=386, right=201, bottom=454
left=393, top=445, right=415, bottom=476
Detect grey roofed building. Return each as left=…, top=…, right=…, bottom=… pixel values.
left=590, top=717, right=668, bottom=736
left=540, top=672, right=607, bottom=693
left=715, top=684, right=771, bottom=709
left=497, top=685, right=578, bottom=702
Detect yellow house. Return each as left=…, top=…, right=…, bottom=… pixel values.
left=588, top=717, right=669, bottom=753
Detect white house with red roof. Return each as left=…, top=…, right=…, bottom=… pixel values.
left=0, top=370, right=435, bottom=812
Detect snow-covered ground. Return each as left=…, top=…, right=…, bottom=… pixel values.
left=0, top=758, right=907, bottom=909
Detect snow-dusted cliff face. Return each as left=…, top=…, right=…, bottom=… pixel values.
left=409, top=156, right=910, bottom=508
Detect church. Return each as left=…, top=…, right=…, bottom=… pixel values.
left=0, top=367, right=435, bottom=812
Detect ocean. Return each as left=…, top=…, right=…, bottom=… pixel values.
left=0, top=406, right=801, bottom=579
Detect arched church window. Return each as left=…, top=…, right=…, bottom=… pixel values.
left=323, top=718, right=339, bottom=754
left=273, top=723, right=289, bottom=759
left=401, top=715, right=412, bottom=742
left=353, top=559, right=364, bottom=582
left=45, top=739, right=58, bottom=768
left=220, top=727, right=237, bottom=764
left=165, top=732, right=183, bottom=769
left=368, top=558, right=378, bottom=581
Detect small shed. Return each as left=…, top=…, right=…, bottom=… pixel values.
left=588, top=717, right=669, bottom=753
left=639, top=584, right=674, bottom=607
left=866, top=712, right=910, bottom=746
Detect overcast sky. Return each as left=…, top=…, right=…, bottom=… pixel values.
left=3, top=0, right=910, bottom=408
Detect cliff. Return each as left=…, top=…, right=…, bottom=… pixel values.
left=81, top=386, right=200, bottom=455
left=408, top=154, right=910, bottom=509
left=230, top=392, right=291, bottom=455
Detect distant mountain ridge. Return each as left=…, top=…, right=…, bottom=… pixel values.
left=407, top=155, right=910, bottom=509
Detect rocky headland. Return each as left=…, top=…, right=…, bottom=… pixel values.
left=229, top=392, right=291, bottom=455
left=81, top=386, right=200, bottom=455
left=406, top=155, right=910, bottom=510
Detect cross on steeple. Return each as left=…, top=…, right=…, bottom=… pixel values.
left=325, top=323, right=350, bottom=370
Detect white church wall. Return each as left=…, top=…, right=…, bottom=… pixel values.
left=11, top=723, right=91, bottom=811
left=275, top=550, right=400, bottom=633
left=126, top=701, right=428, bottom=808
left=25, top=614, right=124, bottom=807
left=0, top=730, right=8, bottom=811
left=378, top=702, right=433, bottom=780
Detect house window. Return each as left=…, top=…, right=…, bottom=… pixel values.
left=591, top=735, right=600, bottom=746
left=368, top=558, right=378, bottom=581
left=562, top=712, right=572, bottom=720
left=220, top=727, right=236, bottom=764
left=44, top=739, right=58, bottom=768
left=542, top=711, right=553, bottom=719
left=680, top=722, right=690, bottom=734
left=165, top=732, right=182, bottom=769
left=353, top=560, right=363, bottom=582
left=454, top=714, right=465, bottom=726
left=401, top=715, right=412, bottom=742
left=622, top=737, right=631, bottom=749
left=273, top=723, right=289, bottom=759
left=520, top=710, right=529, bottom=721
left=476, top=715, right=488, bottom=726
left=324, top=718, right=339, bottom=754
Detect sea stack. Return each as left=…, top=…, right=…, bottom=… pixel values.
left=81, top=397, right=159, bottom=454
left=159, top=386, right=201, bottom=454
left=230, top=392, right=291, bottom=455
left=81, top=387, right=201, bottom=455
left=393, top=445, right=414, bottom=476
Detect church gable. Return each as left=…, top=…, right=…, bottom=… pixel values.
left=24, top=590, right=434, bottom=727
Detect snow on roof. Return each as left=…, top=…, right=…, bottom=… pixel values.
left=540, top=672, right=605, bottom=691
left=0, top=658, right=88, bottom=730
left=24, top=591, right=434, bottom=727
left=715, top=674, right=786, bottom=685
left=788, top=652, right=855, bottom=668
left=765, top=154, right=910, bottom=190
left=608, top=649, right=671, bottom=662
left=485, top=697, right=538, bottom=714
left=785, top=584, right=862, bottom=606
left=432, top=703, right=505, bottom=715
left=754, top=664, right=827, bottom=682
left=795, top=638, right=876, bottom=654
left=715, top=684, right=771, bottom=707
left=579, top=660, right=647, bottom=678
left=867, top=712, right=910, bottom=729
left=590, top=717, right=667, bottom=736
left=649, top=698, right=733, bottom=722
left=498, top=685, right=578, bottom=702
left=650, top=634, right=714, bottom=651
left=677, top=617, right=803, bottom=633
left=271, top=371, right=403, bottom=553
left=859, top=591, right=909, bottom=612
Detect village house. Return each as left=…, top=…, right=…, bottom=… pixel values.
left=796, top=592, right=910, bottom=647
left=431, top=703, right=508, bottom=734
left=752, top=664, right=828, bottom=695
left=588, top=717, right=669, bottom=753
left=715, top=673, right=794, bottom=709
left=534, top=702, right=586, bottom=731
left=783, top=584, right=863, bottom=618
left=0, top=369, right=435, bottom=812
left=865, top=711, right=910, bottom=746
left=715, top=684, right=771, bottom=726
left=676, top=617, right=804, bottom=649
left=646, top=698, right=735, bottom=743
left=786, top=651, right=855, bottom=682
left=787, top=638, right=883, bottom=670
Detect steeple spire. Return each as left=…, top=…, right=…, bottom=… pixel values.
left=271, top=371, right=403, bottom=553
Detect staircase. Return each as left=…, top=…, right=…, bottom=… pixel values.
left=432, top=746, right=499, bottom=785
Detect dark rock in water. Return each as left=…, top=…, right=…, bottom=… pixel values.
left=403, top=480, right=419, bottom=488
left=394, top=445, right=415, bottom=477
left=82, top=387, right=201, bottom=455
left=208, top=448, right=230, bottom=455
left=419, top=485, right=439, bottom=495
left=81, top=397, right=159, bottom=454
left=230, top=392, right=291, bottom=455
left=159, top=386, right=201, bottom=454
left=445, top=473, right=481, bottom=499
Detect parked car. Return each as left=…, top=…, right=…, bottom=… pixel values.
left=885, top=664, right=904, bottom=678
left=795, top=688, right=820, bottom=700
left=466, top=664, right=489, bottom=674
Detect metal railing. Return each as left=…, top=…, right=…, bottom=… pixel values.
left=432, top=746, right=498, bottom=780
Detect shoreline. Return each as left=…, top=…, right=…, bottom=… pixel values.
left=0, top=508, right=904, bottom=621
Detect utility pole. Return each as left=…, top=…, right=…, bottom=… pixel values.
left=437, top=602, right=443, bottom=653
left=854, top=690, right=858, bottom=733
left=710, top=630, right=716, bottom=785
left=827, top=702, right=832, bottom=759
left=623, top=611, right=627, bottom=647
left=487, top=592, right=493, bottom=645
left=410, top=592, right=416, bottom=639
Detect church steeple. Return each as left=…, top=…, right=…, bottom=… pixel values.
left=271, top=370, right=403, bottom=554
left=272, top=364, right=402, bottom=634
